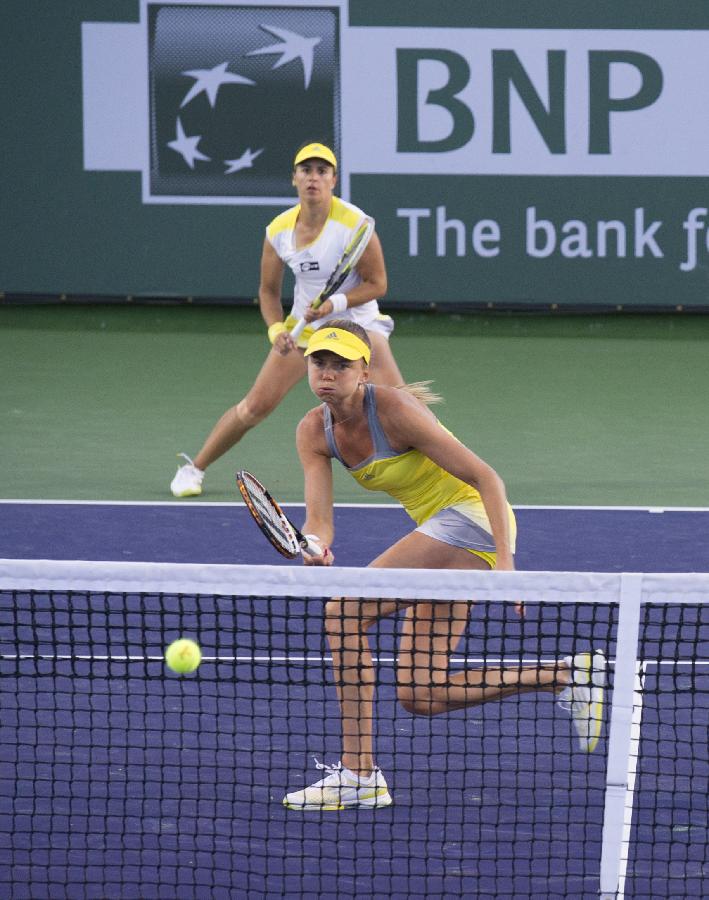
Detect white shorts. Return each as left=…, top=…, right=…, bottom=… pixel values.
left=416, top=504, right=517, bottom=553
left=284, top=313, right=394, bottom=349
left=359, top=313, right=395, bottom=338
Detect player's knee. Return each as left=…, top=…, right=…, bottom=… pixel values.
left=324, top=598, right=347, bottom=633
left=236, top=397, right=274, bottom=428
left=397, top=685, right=435, bottom=717
left=324, top=597, right=376, bottom=633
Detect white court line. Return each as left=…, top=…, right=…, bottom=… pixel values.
left=1, top=499, right=709, bottom=512
left=2, top=654, right=705, bottom=666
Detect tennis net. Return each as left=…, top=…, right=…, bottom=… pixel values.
left=0, top=560, right=706, bottom=899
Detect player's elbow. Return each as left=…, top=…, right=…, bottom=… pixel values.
left=258, top=286, right=282, bottom=312
left=362, top=269, right=386, bottom=299
left=375, top=273, right=388, bottom=298
left=472, top=463, right=506, bottom=496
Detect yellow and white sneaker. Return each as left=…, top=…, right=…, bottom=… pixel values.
left=170, top=453, right=204, bottom=498
left=283, top=759, right=392, bottom=811
left=558, top=650, right=606, bottom=753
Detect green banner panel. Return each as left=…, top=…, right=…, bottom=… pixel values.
left=355, top=175, right=709, bottom=308
left=2, top=1, right=709, bottom=308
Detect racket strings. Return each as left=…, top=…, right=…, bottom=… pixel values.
left=240, top=474, right=300, bottom=557
left=320, top=221, right=374, bottom=297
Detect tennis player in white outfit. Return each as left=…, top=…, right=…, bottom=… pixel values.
left=171, top=141, right=403, bottom=497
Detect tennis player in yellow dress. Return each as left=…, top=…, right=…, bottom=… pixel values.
left=283, top=320, right=606, bottom=811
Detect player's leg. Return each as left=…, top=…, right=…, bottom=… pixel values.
left=282, top=592, right=402, bottom=809
left=323, top=594, right=404, bottom=776
left=319, top=533, right=474, bottom=774
left=171, top=347, right=308, bottom=500
left=321, top=533, right=476, bottom=775
left=193, top=347, right=307, bottom=470
left=365, top=329, right=404, bottom=386
left=370, top=532, right=570, bottom=715
left=171, top=347, right=307, bottom=495
left=397, top=602, right=569, bottom=716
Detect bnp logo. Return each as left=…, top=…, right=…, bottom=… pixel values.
left=83, top=2, right=341, bottom=204
left=397, top=49, right=663, bottom=155
left=148, top=3, right=340, bottom=201
left=84, top=2, right=342, bottom=204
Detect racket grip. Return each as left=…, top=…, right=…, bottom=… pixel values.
left=290, top=291, right=327, bottom=341
left=302, top=534, right=323, bottom=556
left=289, top=317, right=308, bottom=341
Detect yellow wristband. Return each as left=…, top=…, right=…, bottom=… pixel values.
left=267, top=321, right=288, bottom=344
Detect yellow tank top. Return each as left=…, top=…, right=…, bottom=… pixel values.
left=323, top=385, right=483, bottom=526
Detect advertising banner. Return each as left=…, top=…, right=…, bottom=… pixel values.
left=4, top=2, right=709, bottom=307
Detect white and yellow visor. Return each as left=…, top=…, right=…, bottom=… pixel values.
left=304, top=327, right=371, bottom=364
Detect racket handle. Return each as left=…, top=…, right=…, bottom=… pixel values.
left=301, top=534, right=323, bottom=556
left=289, top=316, right=308, bottom=341
left=290, top=290, right=327, bottom=341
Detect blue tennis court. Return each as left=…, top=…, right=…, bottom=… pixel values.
left=0, top=504, right=707, bottom=899
left=2, top=501, right=708, bottom=570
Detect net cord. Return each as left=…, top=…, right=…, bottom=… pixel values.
left=1, top=559, right=708, bottom=605
left=0, top=558, right=683, bottom=602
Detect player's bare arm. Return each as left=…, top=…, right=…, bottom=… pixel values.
left=258, top=239, right=285, bottom=323
left=258, top=239, right=295, bottom=354
left=296, top=410, right=336, bottom=553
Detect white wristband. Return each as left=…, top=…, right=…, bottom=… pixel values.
left=329, top=293, right=348, bottom=314
left=303, top=533, right=324, bottom=555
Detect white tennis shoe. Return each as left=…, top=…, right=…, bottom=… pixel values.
left=170, top=453, right=204, bottom=497
left=558, top=650, right=606, bottom=753
left=283, top=759, right=393, bottom=811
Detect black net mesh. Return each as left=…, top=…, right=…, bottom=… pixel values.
left=0, top=577, right=706, bottom=899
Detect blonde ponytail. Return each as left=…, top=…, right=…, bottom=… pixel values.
left=396, top=380, right=444, bottom=406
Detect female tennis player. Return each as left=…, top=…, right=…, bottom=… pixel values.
left=283, top=320, right=606, bottom=810
left=170, top=141, right=403, bottom=497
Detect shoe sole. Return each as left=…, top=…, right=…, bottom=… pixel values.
left=171, top=488, right=203, bottom=498
left=585, top=694, right=604, bottom=753
left=578, top=651, right=606, bottom=753
left=283, top=792, right=393, bottom=811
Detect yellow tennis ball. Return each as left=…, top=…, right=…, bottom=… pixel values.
left=165, top=638, right=202, bottom=674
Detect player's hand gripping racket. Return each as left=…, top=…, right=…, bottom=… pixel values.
left=289, top=217, right=375, bottom=341
left=236, top=470, right=323, bottom=559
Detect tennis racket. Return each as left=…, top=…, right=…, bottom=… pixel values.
left=236, top=470, right=322, bottom=559
left=289, top=217, right=375, bottom=341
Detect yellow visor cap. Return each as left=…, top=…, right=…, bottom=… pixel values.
left=293, top=143, right=337, bottom=169
left=304, top=327, right=371, bottom=364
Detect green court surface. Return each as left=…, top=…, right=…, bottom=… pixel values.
left=1, top=304, right=707, bottom=506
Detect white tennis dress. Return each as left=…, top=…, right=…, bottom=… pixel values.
left=266, top=196, right=393, bottom=339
